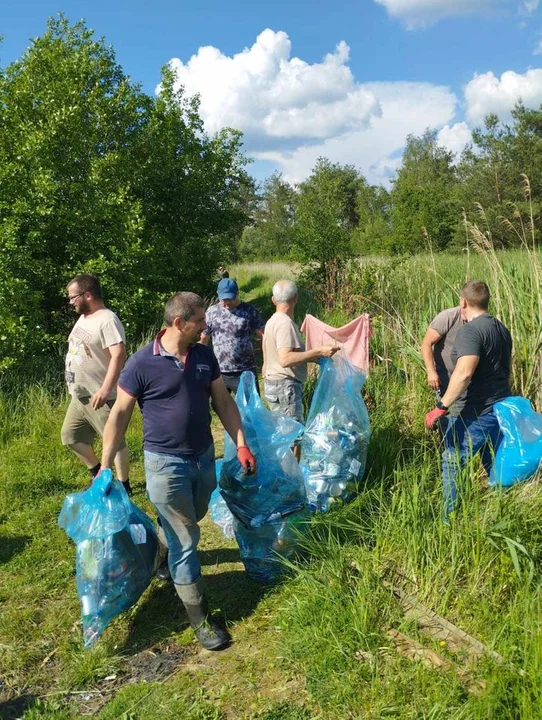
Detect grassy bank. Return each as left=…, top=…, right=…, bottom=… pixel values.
left=1, top=249, right=541, bottom=718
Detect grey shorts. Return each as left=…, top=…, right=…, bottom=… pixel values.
left=264, top=378, right=304, bottom=423
left=60, top=396, right=126, bottom=449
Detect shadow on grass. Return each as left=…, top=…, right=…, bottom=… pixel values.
left=240, top=274, right=267, bottom=295
left=0, top=694, right=38, bottom=719
left=0, top=535, right=32, bottom=565
left=120, top=569, right=268, bottom=655
left=199, top=547, right=242, bottom=566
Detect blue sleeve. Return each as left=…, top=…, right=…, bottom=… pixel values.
left=203, top=308, right=214, bottom=336
left=118, top=354, right=144, bottom=397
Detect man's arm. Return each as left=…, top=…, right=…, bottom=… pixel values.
left=210, top=377, right=256, bottom=473
left=92, top=342, right=127, bottom=409
left=441, top=355, right=479, bottom=408
left=421, top=328, right=442, bottom=391
left=210, top=377, right=247, bottom=448
left=278, top=345, right=338, bottom=368
left=101, top=387, right=137, bottom=468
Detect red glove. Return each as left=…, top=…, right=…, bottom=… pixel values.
left=425, top=407, right=448, bottom=428
left=237, top=445, right=257, bottom=475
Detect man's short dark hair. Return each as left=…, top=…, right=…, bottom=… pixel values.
left=164, top=292, right=205, bottom=326
left=461, top=280, right=490, bottom=310
left=68, top=274, right=102, bottom=299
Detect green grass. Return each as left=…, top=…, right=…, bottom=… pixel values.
left=1, top=246, right=542, bottom=718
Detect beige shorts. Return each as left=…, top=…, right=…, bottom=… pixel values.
left=61, top=396, right=126, bottom=449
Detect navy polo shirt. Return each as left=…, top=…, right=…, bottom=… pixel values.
left=118, top=331, right=221, bottom=456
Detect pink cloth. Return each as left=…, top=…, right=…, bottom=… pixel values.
left=300, top=313, right=372, bottom=374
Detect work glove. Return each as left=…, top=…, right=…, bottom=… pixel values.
left=425, top=407, right=448, bottom=429
left=237, top=445, right=257, bottom=475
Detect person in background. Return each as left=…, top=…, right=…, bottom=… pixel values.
left=421, top=303, right=466, bottom=424
left=425, top=281, right=512, bottom=517
left=61, top=274, right=131, bottom=494
left=100, top=292, right=256, bottom=651
left=201, top=278, right=265, bottom=394
left=263, top=280, right=338, bottom=458
left=218, top=265, right=229, bottom=279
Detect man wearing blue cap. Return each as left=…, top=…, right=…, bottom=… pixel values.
left=201, top=278, right=265, bottom=393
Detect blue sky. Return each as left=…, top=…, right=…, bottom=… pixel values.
left=2, top=0, right=541, bottom=185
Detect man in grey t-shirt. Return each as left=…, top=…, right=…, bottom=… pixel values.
left=421, top=306, right=466, bottom=414
left=425, top=281, right=512, bottom=517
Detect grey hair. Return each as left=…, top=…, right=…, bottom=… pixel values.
left=164, top=292, right=205, bottom=326
left=272, top=280, right=298, bottom=303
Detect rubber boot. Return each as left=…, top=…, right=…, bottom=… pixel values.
left=175, top=577, right=230, bottom=651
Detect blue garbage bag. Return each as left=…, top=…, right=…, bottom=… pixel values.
left=58, top=469, right=159, bottom=648
left=209, top=459, right=235, bottom=539
left=489, top=396, right=542, bottom=488
left=300, top=355, right=371, bottom=511
left=219, top=371, right=309, bottom=583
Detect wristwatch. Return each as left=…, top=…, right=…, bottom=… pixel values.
left=436, top=400, right=449, bottom=412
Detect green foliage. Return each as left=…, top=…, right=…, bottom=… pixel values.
left=0, top=16, right=250, bottom=371
left=238, top=172, right=295, bottom=261
left=293, top=158, right=359, bottom=270
left=457, top=105, right=542, bottom=247
left=389, top=129, right=459, bottom=253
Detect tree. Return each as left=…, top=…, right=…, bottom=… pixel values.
left=456, top=105, right=542, bottom=247
left=0, top=16, right=250, bottom=370
left=390, top=129, right=459, bottom=253
left=238, top=173, right=295, bottom=260
left=293, top=158, right=361, bottom=270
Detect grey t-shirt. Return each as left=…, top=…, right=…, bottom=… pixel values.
left=451, top=314, right=512, bottom=416
left=430, top=306, right=465, bottom=412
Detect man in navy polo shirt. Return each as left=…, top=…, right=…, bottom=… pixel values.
left=201, top=278, right=265, bottom=394
left=101, top=292, right=256, bottom=651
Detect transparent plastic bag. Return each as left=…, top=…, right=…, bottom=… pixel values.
left=58, top=469, right=159, bottom=647
left=219, top=371, right=308, bottom=583
left=209, top=459, right=235, bottom=539
left=489, top=396, right=542, bottom=487
left=300, top=355, right=371, bottom=511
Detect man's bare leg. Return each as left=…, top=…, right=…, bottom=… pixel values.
left=68, top=441, right=100, bottom=469
left=114, top=445, right=130, bottom=483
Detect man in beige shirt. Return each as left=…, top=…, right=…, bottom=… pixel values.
left=61, top=274, right=131, bottom=492
left=263, top=280, right=338, bottom=433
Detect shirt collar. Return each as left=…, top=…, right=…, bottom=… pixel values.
left=153, top=330, right=194, bottom=363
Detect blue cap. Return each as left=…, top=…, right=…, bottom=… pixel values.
left=217, top=278, right=239, bottom=300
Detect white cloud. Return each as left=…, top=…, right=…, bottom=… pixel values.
left=374, top=0, right=538, bottom=28
left=465, top=69, right=542, bottom=125
left=163, top=29, right=380, bottom=150
left=374, top=0, right=492, bottom=28
left=256, top=82, right=458, bottom=186
left=437, top=122, right=472, bottom=158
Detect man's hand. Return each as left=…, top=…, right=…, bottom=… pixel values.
left=91, top=387, right=110, bottom=410
left=425, top=407, right=447, bottom=428
left=319, top=345, right=339, bottom=359
left=237, top=446, right=257, bottom=475
left=426, top=370, right=440, bottom=390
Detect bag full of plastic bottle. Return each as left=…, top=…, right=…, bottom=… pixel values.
left=489, top=396, right=542, bottom=487
left=209, top=459, right=235, bottom=539
left=58, top=469, right=160, bottom=648
left=300, top=355, right=371, bottom=512
left=219, top=371, right=309, bottom=584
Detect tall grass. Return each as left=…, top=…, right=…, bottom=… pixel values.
left=272, top=206, right=542, bottom=718
left=1, top=224, right=541, bottom=717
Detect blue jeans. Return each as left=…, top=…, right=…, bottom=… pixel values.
left=144, top=444, right=216, bottom=585
left=441, top=411, right=502, bottom=516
